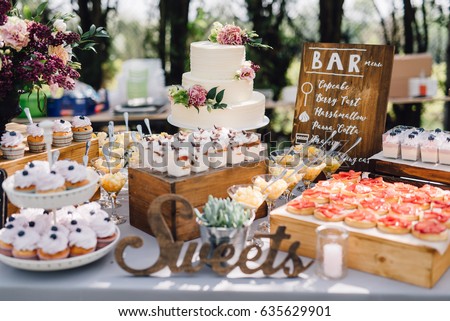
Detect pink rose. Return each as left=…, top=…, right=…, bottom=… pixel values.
left=188, top=85, right=208, bottom=107
left=0, top=16, right=30, bottom=51
left=240, top=66, right=255, bottom=81
left=217, top=24, right=243, bottom=45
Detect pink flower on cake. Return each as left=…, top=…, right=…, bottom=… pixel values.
left=239, top=66, right=255, bottom=81
left=188, top=85, right=208, bottom=107
left=0, top=16, right=30, bottom=51
left=217, top=24, right=243, bottom=45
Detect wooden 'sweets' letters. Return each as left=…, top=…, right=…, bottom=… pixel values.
left=115, top=194, right=313, bottom=277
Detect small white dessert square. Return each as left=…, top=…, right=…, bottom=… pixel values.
left=438, top=138, right=450, bottom=165
left=227, top=145, right=245, bottom=165
left=207, top=149, right=227, bottom=168
left=382, top=132, right=400, bottom=158
left=190, top=148, right=208, bottom=173
left=167, top=148, right=190, bottom=177
left=401, top=134, right=420, bottom=161
left=420, top=135, right=439, bottom=163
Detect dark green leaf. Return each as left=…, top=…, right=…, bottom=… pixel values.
left=219, top=103, right=227, bottom=108
left=206, top=87, right=217, bottom=100
left=88, top=24, right=96, bottom=37
left=216, top=89, right=225, bottom=103
left=207, top=105, right=211, bottom=112
left=194, top=106, right=200, bottom=113
left=36, top=2, right=48, bottom=18
left=77, top=25, right=83, bottom=35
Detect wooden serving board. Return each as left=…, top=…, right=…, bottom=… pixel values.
left=129, top=161, right=267, bottom=241
left=271, top=213, right=450, bottom=288
left=370, top=157, right=450, bottom=187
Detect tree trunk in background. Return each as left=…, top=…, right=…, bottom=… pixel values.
left=445, top=3, right=450, bottom=130
left=73, top=0, right=117, bottom=90
left=245, top=0, right=298, bottom=100
left=403, top=0, right=414, bottom=53
left=319, top=0, right=344, bottom=43
left=158, top=0, right=168, bottom=83
left=167, top=0, right=190, bottom=85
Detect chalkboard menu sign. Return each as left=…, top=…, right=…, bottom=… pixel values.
left=292, top=43, right=394, bottom=170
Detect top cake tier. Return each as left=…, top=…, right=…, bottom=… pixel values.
left=190, top=41, right=245, bottom=80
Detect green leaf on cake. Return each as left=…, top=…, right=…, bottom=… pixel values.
left=194, top=106, right=200, bottom=113
left=206, top=87, right=218, bottom=100
left=216, top=89, right=225, bottom=103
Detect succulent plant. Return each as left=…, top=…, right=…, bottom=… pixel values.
left=195, top=195, right=252, bottom=228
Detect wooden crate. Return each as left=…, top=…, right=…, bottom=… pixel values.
left=129, top=161, right=267, bottom=241
left=0, top=139, right=99, bottom=216
left=271, top=213, right=450, bottom=288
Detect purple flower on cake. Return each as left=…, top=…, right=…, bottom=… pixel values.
left=168, top=85, right=227, bottom=113
left=217, top=24, right=244, bottom=45
left=208, top=21, right=272, bottom=49
left=188, top=85, right=208, bottom=107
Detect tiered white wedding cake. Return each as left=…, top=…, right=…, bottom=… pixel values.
left=168, top=23, right=269, bottom=130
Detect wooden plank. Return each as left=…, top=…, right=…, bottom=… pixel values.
left=373, top=159, right=450, bottom=186
left=291, top=43, right=394, bottom=171
left=271, top=213, right=449, bottom=288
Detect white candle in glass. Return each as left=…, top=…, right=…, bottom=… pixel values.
left=323, top=243, right=343, bottom=278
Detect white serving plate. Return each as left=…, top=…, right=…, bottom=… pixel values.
left=0, top=227, right=120, bottom=271
left=2, top=168, right=99, bottom=209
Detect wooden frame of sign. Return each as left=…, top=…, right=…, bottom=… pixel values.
left=291, top=43, right=394, bottom=170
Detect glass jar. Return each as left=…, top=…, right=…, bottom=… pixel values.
left=315, top=225, right=348, bottom=280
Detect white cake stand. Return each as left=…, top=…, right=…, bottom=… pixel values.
left=167, top=115, right=270, bottom=131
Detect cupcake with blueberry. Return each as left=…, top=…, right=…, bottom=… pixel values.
left=71, top=116, right=93, bottom=142
left=52, top=119, right=73, bottom=147
left=90, top=216, right=117, bottom=249
left=65, top=218, right=89, bottom=233
left=26, top=122, right=45, bottom=153
left=35, top=170, right=66, bottom=193
left=0, top=224, right=18, bottom=256
left=27, top=215, right=52, bottom=235
left=13, top=169, right=36, bottom=193
left=25, top=160, right=50, bottom=173
left=1, top=131, right=25, bottom=160
left=6, top=215, right=29, bottom=228
left=11, top=229, right=40, bottom=260
left=37, top=232, right=70, bottom=260
left=63, top=163, right=90, bottom=189
left=69, top=227, right=97, bottom=256
left=46, top=224, right=70, bottom=237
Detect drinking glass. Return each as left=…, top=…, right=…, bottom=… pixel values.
left=227, top=184, right=267, bottom=246
left=322, top=151, right=346, bottom=179
left=91, top=156, right=124, bottom=208
left=100, top=171, right=128, bottom=224
left=302, top=160, right=326, bottom=189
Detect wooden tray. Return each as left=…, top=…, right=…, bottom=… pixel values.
left=370, top=153, right=450, bottom=186
left=129, top=161, right=267, bottom=241
left=271, top=212, right=450, bottom=288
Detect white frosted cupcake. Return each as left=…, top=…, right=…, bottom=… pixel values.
left=57, top=162, right=90, bottom=189
left=65, top=218, right=89, bottom=232
left=37, top=232, right=70, bottom=260
left=12, top=229, right=40, bottom=260
left=0, top=224, right=19, bottom=257
left=27, top=215, right=52, bottom=235
left=24, top=160, right=50, bottom=173
left=69, top=226, right=97, bottom=256
left=71, top=116, right=93, bottom=142
left=52, top=119, right=73, bottom=147
left=13, top=169, right=36, bottom=193
left=35, top=171, right=66, bottom=193
left=26, top=123, right=45, bottom=152
left=90, top=216, right=117, bottom=249
left=6, top=215, right=29, bottom=228
left=78, top=207, right=108, bottom=223
left=46, top=224, right=70, bottom=237
left=1, top=131, right=25, bottom=160
left=242, top=131, right=261, bottom=162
